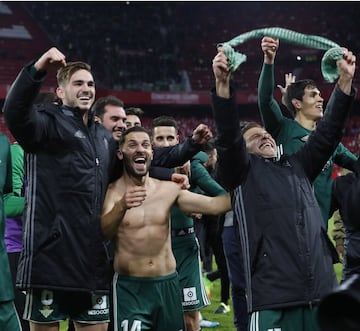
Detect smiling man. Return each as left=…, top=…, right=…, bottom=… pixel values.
left=258, top=36, right=357, bottom=231
left=212, top=45, right=356, bottom=331
left=93, top=96, right=127, bottom=141
left=101, top=126, right=231, bottom=331
left=3, top=47, right=117, bottom=331
left=241, top=122, right=277, bottom=158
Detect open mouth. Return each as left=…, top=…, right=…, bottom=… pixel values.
left=134, top=157, right=146, bottom=170
left=259, top=142, right=273, bottom=149
left=316, top=104, right=323, bottom=112
left=79, top=96, right=92, bottom=104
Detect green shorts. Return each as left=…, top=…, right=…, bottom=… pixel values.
left=113, top=272, right=185, bottom=331
left=249, top=306, right=319, bottom=331
left=172, top=233, right=210, bottom=311
left=23, top=288, right=110, bottom=324
left=0, top=300, right=22, bottom=331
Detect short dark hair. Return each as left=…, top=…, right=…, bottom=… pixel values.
left=57, top=61, right=91, bottom=86
left=92, top=95, right=124, bottom=119
left=240, top=121, right=262, bottom=134
left=284, top=79, right=317, bottom=115
left=118, top=126, right=150, bottom=149
left=125, top=107, right=144, bottom=117
left=151, top=115, right=178, bottom=132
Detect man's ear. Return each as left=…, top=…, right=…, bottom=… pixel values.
left=117, top=149, right=123, bottom=160
left=291, top=98, right=301, bottom=111
left=56, top=87, right=63, bottom=100
left=94, top=115, right=101, bottom=123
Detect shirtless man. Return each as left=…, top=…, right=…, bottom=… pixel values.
left=101, top=126, right=231, bottom=331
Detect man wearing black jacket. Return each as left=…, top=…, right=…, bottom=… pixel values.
left=3, top=47, right=210, bottom=331
left=211, top=46, right=356, bottom=331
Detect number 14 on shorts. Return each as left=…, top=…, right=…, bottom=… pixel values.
left=121, top=320, right=141, bottom=331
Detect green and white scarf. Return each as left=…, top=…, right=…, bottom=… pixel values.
left=218, top=27, right=343, bottom=83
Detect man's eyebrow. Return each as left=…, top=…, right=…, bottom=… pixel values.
left=308, top=88, right=320, bottom=95
left=127, top=138, right=150, bottom=143
left=72, top=79, right=95, bottom=85
left=248, top=132, right=261, bottom=139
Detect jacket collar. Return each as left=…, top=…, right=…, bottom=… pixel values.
left=61, top=105, right=95, bottom=126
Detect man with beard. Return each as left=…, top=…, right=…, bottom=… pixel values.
left=101, top=126, right=231, bottom=331
left=92, top=95, right=213, bottom=184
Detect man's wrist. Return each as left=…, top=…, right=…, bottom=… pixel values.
left=29, top=64, right=46, bottom=80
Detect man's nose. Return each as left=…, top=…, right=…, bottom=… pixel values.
left=82, top=83, right=92, bottom=91
left=117, top=120, right=126, bottom=130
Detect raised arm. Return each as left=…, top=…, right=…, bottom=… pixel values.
left=211, top=47, right=250, bottom=190
left=258, top=37, right=286, bottom=134
left=3, top=47, right=66, bottom=151
left=337, top=48, right=355, bottom=96
left=152, top=124, right=213, bottom=169
left=298, top=48, right=356, bottom=181
left=277, top=73, right=296, bottom=106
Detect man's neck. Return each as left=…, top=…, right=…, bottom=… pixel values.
left=123, top=172, right=150, bottom=187
left=82, top=111, right=89, bottom=126
left=295, top=114, right=317, bottom=131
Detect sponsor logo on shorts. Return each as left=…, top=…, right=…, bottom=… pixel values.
left=39, top=290, right=54, bottom=318
left=183, top=287, right=197, bottom=302
left=39, top=307, right=54, bottom=318
left=88, top=295, right=109, bottom=316
left=182, top=300, right=200, bottom=306
left=92, top=295, right=107, bottom=309
left=88, top=308, right=109, bottom=315
left=183, top=287, right=199, bottom=306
